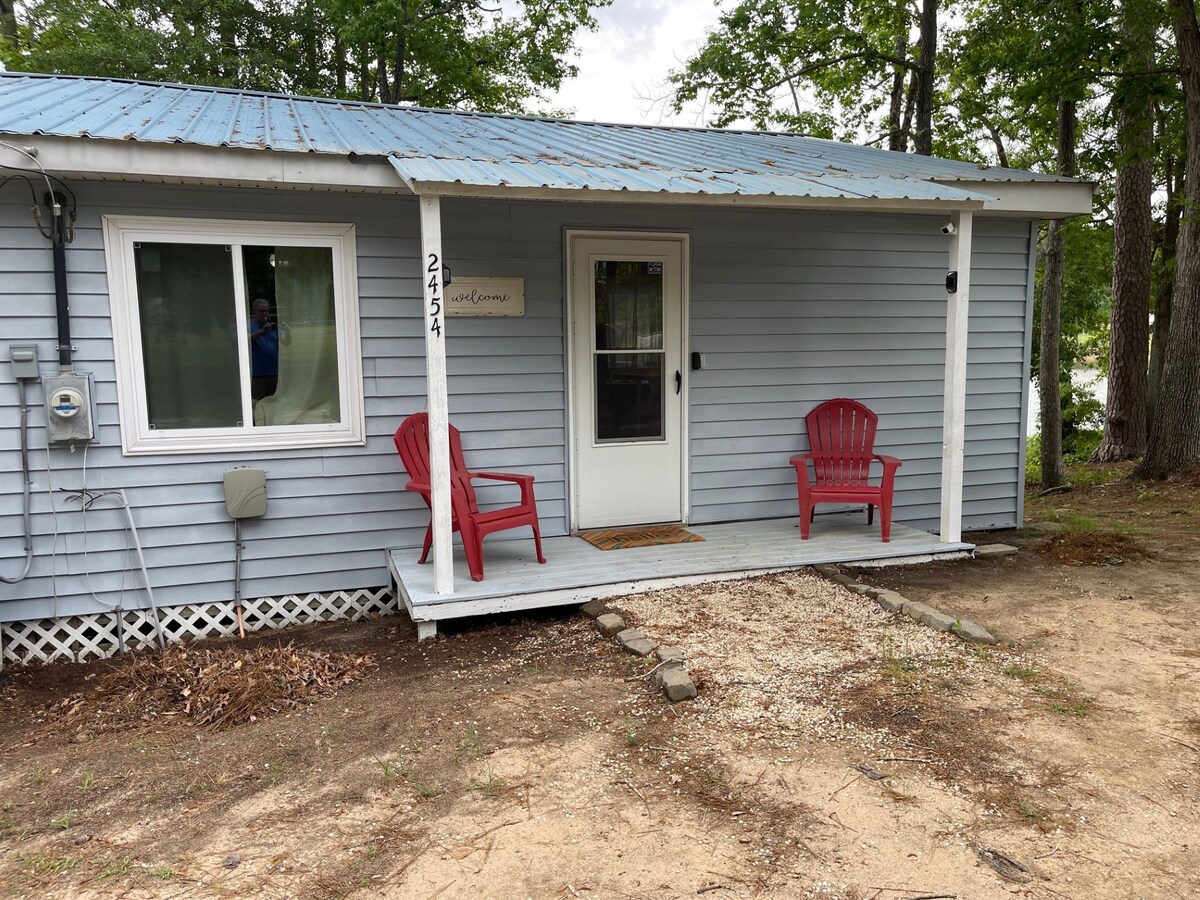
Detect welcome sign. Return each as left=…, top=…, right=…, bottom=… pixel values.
left=445, top=277, right=525, bottom=317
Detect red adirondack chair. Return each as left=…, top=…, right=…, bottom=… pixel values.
left=789, top=398, right=902, bottom=542
left=394, top=412, right=546, bottom=582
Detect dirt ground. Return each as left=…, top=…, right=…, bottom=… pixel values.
left=1, top=463, right=1197, bottom=900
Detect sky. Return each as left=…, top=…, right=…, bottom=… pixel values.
left=549, top=0, right=726, bottom=127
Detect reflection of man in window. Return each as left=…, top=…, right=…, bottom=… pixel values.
left=248, top=298, right=291, bottom=400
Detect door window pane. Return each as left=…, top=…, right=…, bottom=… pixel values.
left=593, top=260, right=663, bottom=350
left=134, top=242, right=241, bottom=429
left=595, top=353, right=663, bottom=441
left=244, top=246, right=341, bottom=426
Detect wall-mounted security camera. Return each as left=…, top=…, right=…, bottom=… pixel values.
left=941, top=222, right=957, bottom=235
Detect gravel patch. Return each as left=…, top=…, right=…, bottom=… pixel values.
left=613, top=569, right=1005, bottom=753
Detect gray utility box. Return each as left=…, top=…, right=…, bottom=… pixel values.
left=223, top=467, right=268, bottom=519
left=43, top=372, right=96, bottom=443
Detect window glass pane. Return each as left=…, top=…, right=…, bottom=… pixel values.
left=593, top=260, right=663, bottom=350
left=134, top=242, right=241, bottom=429
left=244, top=246, right=341, bottom=426
left=595, top=353, right=663, bottom=442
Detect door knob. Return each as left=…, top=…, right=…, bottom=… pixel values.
left=675, top=370, right=682, bottom=395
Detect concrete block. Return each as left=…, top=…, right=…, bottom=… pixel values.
left=624, top=638, right=657, bottom=657
left=580, top=599, right=610, bottom=619
left=595, top=613, right=626, bottom=638
left=661, top=668, right=697, bottom=702
left=974, top=543, right=1018, bottom=559
left=902, top=601, right=940, bottom=624
left=812, top=564, right=841, bottom=578
left=901, top=600, right=957, bottom=631
left=875, top=590, right=907, bottom=613
left=656, top=646, right=686, bottom=664
left=617, top=628, right=657, bottom=656
left=952, top=619, right=998, bottom=644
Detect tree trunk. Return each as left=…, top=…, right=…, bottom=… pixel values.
left=1094, top=0, right=1154, bottom=462
left=334, top=36, right=348, bottom=95
left=1, top=0, right=18, bottom=49
left=392, top=28, right=408, bottom=104
left=985, top=119, right=1010, bottom=168
left=900, top=68, right=918, bottom=150
left=1136, top=0, right=1200, bottom=478
left=887, top=35, right=907, bottom=152
left=1041, top=218, right=1068, bottom=490
left=912, top=0, right=938, bottom=155
left=1148, top=148, right=1179, bottom=432
left=358, top=50, right=372, bottom=101
left=376, top=53, right=391, bottom=103
left=1039, top=97, right=1077, bottom=490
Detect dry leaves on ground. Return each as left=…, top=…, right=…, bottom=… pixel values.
left=1036, top=530, right=1148, bottom=566
left=48, top=644, right=376, bottom=733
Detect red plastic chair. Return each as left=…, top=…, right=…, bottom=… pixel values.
left=789, top=398, right=902, bottom=542
left=394, top=412, right=546, bottom=581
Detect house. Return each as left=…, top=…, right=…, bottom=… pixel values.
left=0, top=73, right=1091, bottom=661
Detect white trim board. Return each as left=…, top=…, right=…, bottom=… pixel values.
left=20, top=136, right=1090, bottom=219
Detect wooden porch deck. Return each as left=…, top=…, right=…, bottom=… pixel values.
left=387, top=513, right=973, bottom=639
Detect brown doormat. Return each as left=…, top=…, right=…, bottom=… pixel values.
left=579, top=524, right=705, bottom=551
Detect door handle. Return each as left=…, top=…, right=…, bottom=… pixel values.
left=675, top=370, right=682, bottom=395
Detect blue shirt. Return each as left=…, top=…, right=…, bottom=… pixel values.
left=249, top=320, right=280, bottom=377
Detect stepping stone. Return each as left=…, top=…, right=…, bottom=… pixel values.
left=902, top=601, right=955, bottom=631
left=595, top=613, right=625, bottom=638
left=617, top=628, right=657, bottom=657
left=661, top=669, right=697, bottom=702
left=952, top=619, right=998, bottom=644
left=580, top=599, right=610, bottom=619
left=656, top=646, right=685, bottom=665
left=975, top=544, right=1018, bottom=559
left=875, top=590, right=907, bottom=613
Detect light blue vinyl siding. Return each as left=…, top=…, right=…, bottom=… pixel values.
left=0, top=186, right=1033, bottom=622
left=686, top=212, right=1032, bottom=531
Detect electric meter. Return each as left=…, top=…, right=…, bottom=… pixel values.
left=51, top=387, right=85, bottom=418
left=43, top=373, right=95, bottom=442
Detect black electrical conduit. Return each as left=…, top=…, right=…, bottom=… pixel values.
left=47, top=191, right=73, bottom=370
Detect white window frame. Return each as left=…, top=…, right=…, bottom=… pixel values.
left=103, top=215, right=365, bottom=456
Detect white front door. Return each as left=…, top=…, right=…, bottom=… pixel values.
left=569, top=234, right=685, bottom=529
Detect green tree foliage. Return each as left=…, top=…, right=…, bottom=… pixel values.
left=671, top=0, right=1187, bottom=484
left=1033, top=220, right=1114, bottom=383
left=1033, top=219, right=1113, bottom=455
left=667, top=0, right=941, bottom=152
left=1, top=0, right=607, bottom=112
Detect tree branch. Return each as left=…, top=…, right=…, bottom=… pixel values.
left=762, top=49, right=917, bottom=93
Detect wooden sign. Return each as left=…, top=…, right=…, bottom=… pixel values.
left=445, top=277, right=525, bottom=317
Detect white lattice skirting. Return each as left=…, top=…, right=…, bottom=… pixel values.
left=0, top=587, right=398, bottom=666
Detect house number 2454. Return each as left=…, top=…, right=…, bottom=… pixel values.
left=427, top=252, right=443, bottom=338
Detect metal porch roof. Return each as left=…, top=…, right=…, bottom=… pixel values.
left=0, top=73, right=1071, bottom=203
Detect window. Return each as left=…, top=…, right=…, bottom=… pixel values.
left=104, top=216, right=364, bottom=455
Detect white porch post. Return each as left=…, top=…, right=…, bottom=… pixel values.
left=419, top=194, right=453, bottom=594
left=940, top=209, right=973, bottom=544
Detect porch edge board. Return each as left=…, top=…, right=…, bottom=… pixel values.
left=392, top=544, right=975, bottom=622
